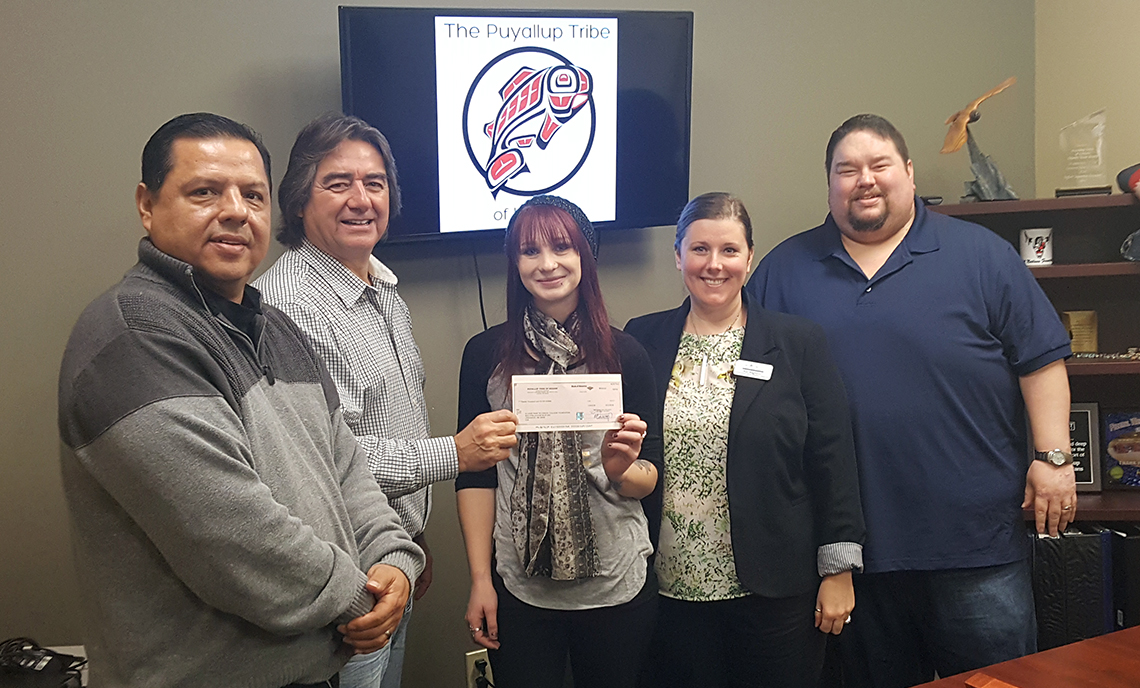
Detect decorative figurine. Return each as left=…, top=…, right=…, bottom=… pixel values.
left=942, top=76, right=1018, bottom=201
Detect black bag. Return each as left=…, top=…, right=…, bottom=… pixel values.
left=1030, top=526, right=1114, bottom=650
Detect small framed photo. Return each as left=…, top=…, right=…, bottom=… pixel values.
left=1070, top=403, right=1101, bottom=493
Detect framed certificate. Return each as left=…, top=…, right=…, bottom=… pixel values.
left=1070, top=403, right=1101, bottom=493
left=511, top=374, right=623, bottom=433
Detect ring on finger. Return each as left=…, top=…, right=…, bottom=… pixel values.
left=1062, top=505, right=1073, bottom=511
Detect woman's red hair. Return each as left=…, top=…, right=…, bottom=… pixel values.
left=499, top=204, right=618, bottom=374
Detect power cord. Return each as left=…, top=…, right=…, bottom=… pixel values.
left=473, top=249, right=488, bottom=331
left=474, top=658, right=495, bottom=688
left=0, top=638, right=85, bottom=687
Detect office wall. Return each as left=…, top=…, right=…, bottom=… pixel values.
left=0, top=1, right=1033, bottom=686
left=1035, top=1, right=1140, bottom=196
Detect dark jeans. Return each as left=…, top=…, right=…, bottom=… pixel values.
left=489, top=568, right=658, bottom=688
left=838, top=560, right=1036, bottom=688
left=644, top=590, right=826, bottom=688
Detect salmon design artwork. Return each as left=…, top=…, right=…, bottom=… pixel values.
left=482, top=63, right=592, bottom=195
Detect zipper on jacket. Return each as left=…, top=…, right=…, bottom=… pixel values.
left=214, top=313, right=275, bottom=386
left=187, top=271, right=276, bottom=386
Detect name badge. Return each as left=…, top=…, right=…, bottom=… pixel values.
left=733, top=360, right=773, bottom=381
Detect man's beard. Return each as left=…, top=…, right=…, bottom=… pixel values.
left=847, top=195, right=889, bottom=233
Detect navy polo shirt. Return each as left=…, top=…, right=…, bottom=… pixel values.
left=747, top=199, right=1070, bottom=573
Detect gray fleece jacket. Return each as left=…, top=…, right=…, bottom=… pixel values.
left=58, top=239, right=423, bottom=688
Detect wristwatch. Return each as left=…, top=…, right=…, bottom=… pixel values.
left=1034, top=448, right=1074, bottom=466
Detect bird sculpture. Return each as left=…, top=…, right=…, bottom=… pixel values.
left=941, top=76, right=1018, bottom=201
left=941, top=76, right=1016, bottom=154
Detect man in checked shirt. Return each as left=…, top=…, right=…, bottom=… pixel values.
left=256, top=113, right=518, bottom=688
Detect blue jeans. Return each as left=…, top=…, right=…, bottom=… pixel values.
left=338, top=646, right=390, bottom=688
left=379, top=601, right=411, bottom=688
left=339, top=597, right=412, bottom=688
left=838, top=559, right=1037, bottom=688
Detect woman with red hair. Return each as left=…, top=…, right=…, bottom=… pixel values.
left=455, top=195, right=662, bottom=688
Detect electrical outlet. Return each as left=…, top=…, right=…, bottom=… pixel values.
left=464, top=648, right=494, bottom=688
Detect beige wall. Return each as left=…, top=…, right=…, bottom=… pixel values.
left=0, top=1, right=1034, bottom=686
left=1035, top=1, right=1140, bottom=196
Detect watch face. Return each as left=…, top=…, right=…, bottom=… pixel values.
left=1047, top=450, right=1069, bottom=466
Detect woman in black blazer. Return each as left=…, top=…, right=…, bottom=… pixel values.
left=624, top=193, right=865, bottom=688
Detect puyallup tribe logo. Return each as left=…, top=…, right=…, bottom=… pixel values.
left=463, top=47, right=596, bottom=198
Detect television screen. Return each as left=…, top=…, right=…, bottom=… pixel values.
left=340, top=7, right=693, bottom=242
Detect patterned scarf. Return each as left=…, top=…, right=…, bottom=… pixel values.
left=509, top=305, right=600, bottom=580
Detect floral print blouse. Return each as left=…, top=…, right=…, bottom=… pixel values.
left=656, top=327, right=749, bottom=601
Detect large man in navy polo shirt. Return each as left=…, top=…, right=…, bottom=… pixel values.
left=747, top=115, right=1076, bottom=687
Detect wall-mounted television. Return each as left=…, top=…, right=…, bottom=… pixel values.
left=340, top=7, right=693, bottom=242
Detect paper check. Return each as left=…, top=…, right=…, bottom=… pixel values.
left=511, top=374, right=623, bottom=433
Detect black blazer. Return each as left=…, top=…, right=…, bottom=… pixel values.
left=625, top=296, right=865, bottom=598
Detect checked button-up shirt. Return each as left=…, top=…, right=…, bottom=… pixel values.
left=255, top=240, right=458, bottom=537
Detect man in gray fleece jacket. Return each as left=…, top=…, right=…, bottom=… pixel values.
left=57, top=113, right=423, bottom=688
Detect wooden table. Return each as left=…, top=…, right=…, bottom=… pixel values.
left=916, top=626, right=1140, bottom=687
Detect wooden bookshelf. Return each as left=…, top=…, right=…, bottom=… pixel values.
left=1030, top=262, right=1140, bottom=279
left=934, top=196, right=1140, bottom=516
left=1066, top=360, right=1140, bottom=376
left=1025, top=491, right=1140, bottom=522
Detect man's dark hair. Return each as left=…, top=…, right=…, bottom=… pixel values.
left=277, top=113, right=401, bottom=248
left=141, top=113, right=271, bottom=194
left=825, top=114, right=910, bottom=174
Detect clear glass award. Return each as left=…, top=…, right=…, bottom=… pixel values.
left=1059, top=109, right=1107, bottom=188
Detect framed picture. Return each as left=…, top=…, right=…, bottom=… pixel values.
left=1070, top=403, right=1101, bottom=493
left=1102, top=410, right=1140, bottom=489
